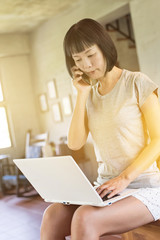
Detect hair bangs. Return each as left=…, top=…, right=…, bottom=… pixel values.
left=66, top=32, right=95, bottom=56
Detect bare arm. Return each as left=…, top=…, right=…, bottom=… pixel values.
left=67, top=66, right=91, bottom=150
left=97, top=92, right=160, bottom=198
left=121, top=92, right=160, bottom=181
left=68, top=92, right=90, bottom=150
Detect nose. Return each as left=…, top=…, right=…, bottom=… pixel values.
left=82, top=58, right=92, bottom=70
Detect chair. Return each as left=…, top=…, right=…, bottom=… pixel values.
left=0, top=130, right=49, bottom=197
left=0, top=154, right=17, bottom=194
left=65, top=221, right=160, bottom=240
left=121, top=220, right=160, bottom=240
left=17, top=130, right=49, bottom=197
left=25, top=130, right=48, bottom=158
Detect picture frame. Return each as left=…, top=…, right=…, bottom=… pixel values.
left=47, top=79, right=57, bottom=99
left=51, top=103, right=62, bottom=122
left=62, top=95, right=72, bottom=116
left=39, top=93, right=48, bottom=112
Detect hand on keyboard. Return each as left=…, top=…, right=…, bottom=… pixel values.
left=102, top=192, right=120, bottom=201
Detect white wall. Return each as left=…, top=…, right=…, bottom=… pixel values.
left=0, top=34, right=40, bottom=158
left=130, top=0, right=160, bottom=89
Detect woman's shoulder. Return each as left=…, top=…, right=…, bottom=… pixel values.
left=123, top=69, right=151, bottom=82
left=123, top=69, right=158, bottom=106
left=122, top=69, right=158, bottom=90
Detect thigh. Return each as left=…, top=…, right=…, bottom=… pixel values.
left=78, top=196, right=155, bottom=236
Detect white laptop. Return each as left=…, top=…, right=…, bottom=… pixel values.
left=13, top=156, right=138, bottom=207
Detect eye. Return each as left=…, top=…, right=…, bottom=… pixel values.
left=75, top=59, right=81, bottom=62
left=88, top=53, right=95, bottom=58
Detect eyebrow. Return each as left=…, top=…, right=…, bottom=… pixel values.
left=72, top=47, right=94, bottom=57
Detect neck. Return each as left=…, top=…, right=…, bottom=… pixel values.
left=98, top=66, right=123, bottom=94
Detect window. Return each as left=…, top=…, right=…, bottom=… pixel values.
left=0, top=81, right=3, bottom=101
left=0, top=81, right=11, bottom=149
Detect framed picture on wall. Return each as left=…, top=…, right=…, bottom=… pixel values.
left=51, top=103, right=62, bottom=122
left=47, top=79, right=57, bottom=99
left=62, top=95, right=72, bottom=116
left=39, top=93, right=48, bottom=112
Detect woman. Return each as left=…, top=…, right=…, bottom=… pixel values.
left=41, top=18, right=160, bottom=240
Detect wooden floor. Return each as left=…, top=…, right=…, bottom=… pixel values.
left=0, top=192, right=50, bottom=240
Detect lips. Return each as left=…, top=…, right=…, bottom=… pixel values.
left=87, top=70, right=95, bottom=75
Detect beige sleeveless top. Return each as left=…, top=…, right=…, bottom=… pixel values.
left=86, top=69, right=160, bottom=188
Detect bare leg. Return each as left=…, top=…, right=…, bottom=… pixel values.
left=40, top=203, right=79, bottom=240
left=71, top=196, right=154, bottom=240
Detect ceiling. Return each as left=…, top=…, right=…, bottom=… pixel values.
left=0, top=0, right=77, bottom=34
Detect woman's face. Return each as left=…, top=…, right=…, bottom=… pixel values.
left=72, top=44, right=107, bottom=80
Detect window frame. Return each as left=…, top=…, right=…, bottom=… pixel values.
left=0, top=80, right=12, bottom=149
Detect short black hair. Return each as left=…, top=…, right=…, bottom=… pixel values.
left=63, top=18, right=117, bottom=77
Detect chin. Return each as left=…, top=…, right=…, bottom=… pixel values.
left=95, top=75, right=104, bottom=80
left=89, top=70, right=104, bottom=80
left=91, top=73, right=102, bottom=80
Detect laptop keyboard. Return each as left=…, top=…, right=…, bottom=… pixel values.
left=102, top=193, right=120, bottom=201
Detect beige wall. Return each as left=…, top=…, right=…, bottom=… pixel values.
left=0, top=34, right=40, bottom=158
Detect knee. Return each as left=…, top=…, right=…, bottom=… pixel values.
left=42, top=203, right=63, bottom=224
left=71, top=205, right=95, bottom=231
left=41, top=203, right=67, bottom=239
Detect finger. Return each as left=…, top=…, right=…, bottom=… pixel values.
left=71, top=67, right=83, bottom=77
left=96, top=184, right=110, bottom=194
left=107, top=190, right=119, bottom=199
left=106, top=185, right=116, bottom=192
left=73, top=76, right=82, bottom=83
left=98, top=186, right=116, bottom=198
left=71, top=66, right=78, bottom=72
left=72, top=72, right=83, bottom=80
left=96, top=187, right=103, bottom=195
left=100, top=189, right=111, bottom=198
left=74, top=70, right=83, bottom=76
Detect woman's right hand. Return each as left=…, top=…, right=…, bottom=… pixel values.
left=71, top=66, right=92, bottom=95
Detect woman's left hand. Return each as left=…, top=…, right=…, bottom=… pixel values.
left=96, top=174, right=131, bottom=199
